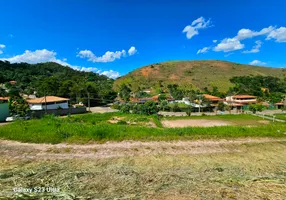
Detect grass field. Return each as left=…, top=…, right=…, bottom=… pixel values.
left=1, top=139, right=286, bottom=199
left=274, top=113, right=286, bottom=121
left=0, top=113, right=285, bottom=144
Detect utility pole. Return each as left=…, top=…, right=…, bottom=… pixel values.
left=44, top=91, right=47, bottom=114
left=87, top=92, right=91, bottom=112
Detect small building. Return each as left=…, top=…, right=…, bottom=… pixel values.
left=275, top=102, right=285, bottom=109
left=9, top=80, right=17, bottom=85
left=27, top=96, right=69, bottom=111
left=225, top=95, right=257, bottom=105
left=0, top=97, right=10, bottom=122
left=203, top=94, right=223, bottom=107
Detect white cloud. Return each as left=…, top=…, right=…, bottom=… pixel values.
left=78, top=46, right=136, bottom=63
left=128, top=46, right=137, bottom=56
left=1, top=49, right=60, bottom=64
left=249, top=60, right=266, bottom=66
left=235, top=26, right=274, bottom=40
left=197, top=47, right=210, bottom=54
left=213, top=40, right=217, bottom=43
left=0, top=49, right=120, bottom=79
left=243, top=40, right=262, bottom=53
left=101, top=70, right=120, bottom=79
left=182, top=17, right=211, bottom=39
left=0, top=44, right=5, bottom=49
left=213, top=38, right=244, bottom=52
left=213, top=26, right=279, bottom=53
left=0, top=50, right=3, bottom=55
left=266, top=27, right=286, bottom=42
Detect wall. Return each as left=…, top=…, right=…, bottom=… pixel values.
left=29, top=101, right=69, bottom=110
left=30, top=107, right=87, bottom=118
left=0, top=103, right=10, bottom=122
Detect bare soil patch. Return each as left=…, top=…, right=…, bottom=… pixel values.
left=258, top=120, right=270, bottom=124
left=162, top=119, right=233, bottom=128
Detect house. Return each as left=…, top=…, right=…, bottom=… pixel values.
left=27, top=96, right=69, bottom=110
left=225, top=95, right=257, bottom=105
left=9, top=80, right=17, bottom=85
left=0, top=97, right=10, bottom=122
left=275, top=102, right=285, bottom=109
left=203, top=94, right=222, bottom=107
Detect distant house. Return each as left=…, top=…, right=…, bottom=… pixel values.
left=27, top=96, right=69, bottom=110
left=225, top=95, right=257, bottom=105
left=9, top=80, right=17, bottom=85
left=0, top=97, right=10, bottom=122
left=203, top=94, right=222, bottom=107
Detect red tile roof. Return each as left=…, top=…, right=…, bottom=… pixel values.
left=232, top=95, right=256, bottom=99
left=275, top=102, right=284, bottom=106
left=0, top=97, right=9, bottom=101
left=27, top=96, right=69, bottom=104
left=203, top=94, right=222, bottom=101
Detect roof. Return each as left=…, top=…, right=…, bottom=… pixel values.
left=0, top=97, right=9, bottom=101
left=203, top=94, right=222, bottom=101
left=227, top=103, right=244, bottom=106
left=27, top=96, right=69, bottom=104
left=232, top=95, right=256, bottom=99
left=275, top=102, right=284, bottom=105
left=9, top=80, right=17, bottom=84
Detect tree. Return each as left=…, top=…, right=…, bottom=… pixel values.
left=119, top=104, right=130, bottom=113
left=159, top=100, right=169, bottom=111
left=158, top=94, right=167, bottom=102
left=225, top=105, right=231, bottom=114
left=170, top=102, right=180, bottom=112
left=119, top=84, right=131, bottom=102
left=9, top=96, right=30, bottom=117
left=186, top=105, right=192, bottom=116
left=144, top=100, right=159, bottom=115
left=218, top=101, right=225, bottom=111
left=249, top=104, right=265, bottom=114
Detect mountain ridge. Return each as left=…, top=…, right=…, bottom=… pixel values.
left=114, top=60, right=286, bottom=93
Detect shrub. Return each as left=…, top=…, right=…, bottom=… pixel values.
left=117, top=120, right=127, bottom=125
left=249, top=104, right=265, bottom=114
left=119, top=104, right=130, bottom=113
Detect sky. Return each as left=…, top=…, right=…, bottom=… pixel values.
left=0, top=0, right=286, bottom=79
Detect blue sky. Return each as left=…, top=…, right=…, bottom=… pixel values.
left=0, top=0, right=286, bottom=78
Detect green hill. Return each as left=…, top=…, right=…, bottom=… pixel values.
left=114, top=60, right=286, bottom=93
left=0, top=61, right=116, bottom=105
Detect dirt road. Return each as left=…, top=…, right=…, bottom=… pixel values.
left=1, top=138, right=285, bottom=160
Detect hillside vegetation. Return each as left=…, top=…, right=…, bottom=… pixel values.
left=0, top=61, right=116, bottom=105
left=114, top=60, right=286, bottom=93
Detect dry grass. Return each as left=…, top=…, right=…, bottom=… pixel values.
left=0, top=140, right=285, bottom=199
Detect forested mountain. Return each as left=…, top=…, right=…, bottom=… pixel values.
left=0, top=61, right=116, bottom=105
left=114, top=60, right=286, bottom=93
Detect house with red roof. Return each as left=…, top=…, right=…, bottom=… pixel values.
left=27, top=96, right=69, bottom=110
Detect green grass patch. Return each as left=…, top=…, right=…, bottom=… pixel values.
left=0, top=113, right=285, bottom=144
left=274, top=113, right=286, bottom=121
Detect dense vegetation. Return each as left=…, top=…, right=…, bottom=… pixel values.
left=228, top=75, right=286, bottom=103
left=0, top=61, right=116, bottom=105
left=114, top=60, right=286, bottom=94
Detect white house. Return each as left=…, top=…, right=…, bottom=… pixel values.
left=27, top=96, right=69, bottom=111
left=225, top=95, right=257, bottom=105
